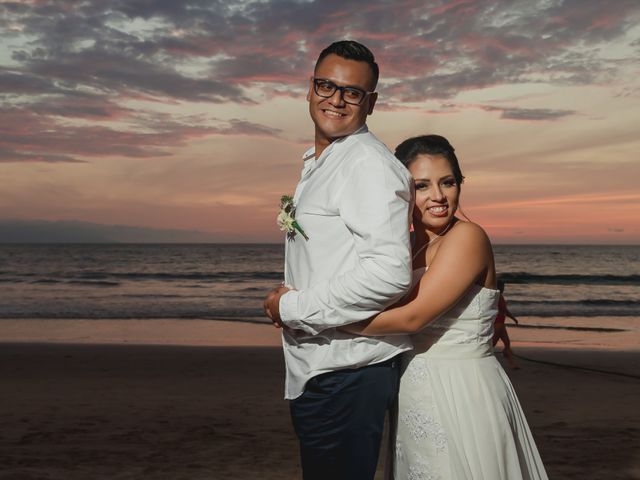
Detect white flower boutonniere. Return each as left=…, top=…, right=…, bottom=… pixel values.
left=277, top=195, right=309, bottom=240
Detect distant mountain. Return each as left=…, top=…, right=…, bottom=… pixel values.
left=0, top=219, right=229, bottom=243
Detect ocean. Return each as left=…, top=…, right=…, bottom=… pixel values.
left=0, top=244, right=638, bottom=327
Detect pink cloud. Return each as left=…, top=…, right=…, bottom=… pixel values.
left=430, top=0, right=478, bottom=16
left=1, top=0, right=639, bottom=164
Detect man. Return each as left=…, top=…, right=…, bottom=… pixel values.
left=263, top=40, right=413, bottom=480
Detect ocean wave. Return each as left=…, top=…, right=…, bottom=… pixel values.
left=66, top=280, right=120, bottom=287
left=0, top=307, right=268, bottom=321
left=27, top=278, right=120, bottom=287
left=12, top=270, right=638, bottom=286
left=50, top=270, right=283, bottom=282
left=500, top=272, right=640, bottom=286
left=509, top=299, right=639, bottom=317
left=99, top=271, right=282, bottom=281
left=513, top=299, right=640, bottom=307
left=513, top=324, right=626, bottom=332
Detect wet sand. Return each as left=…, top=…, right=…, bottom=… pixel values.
left=0, top=320, right=638, bottom=479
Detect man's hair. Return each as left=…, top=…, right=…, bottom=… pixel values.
left=315, top=40, right=379, bottom=89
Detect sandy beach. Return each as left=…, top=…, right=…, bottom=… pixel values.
left=1, top=319, right=639, bottom=479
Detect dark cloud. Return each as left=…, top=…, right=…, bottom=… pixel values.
left=29, top=97, right=132, bottom=119
left=0, top=107, right=281, bottom=163
left=378, top=101, right=576, bottom=120
left=0, top=146, right=85, bottom=164
left=482, top=106, right=576, bottom=121
left=0, top=69, right=61, bottom=95
left=21, top=48, right=247, bottom=103
left=1, top=0, right=638, bottom=162
left=222, top=119, right=282, bottom=136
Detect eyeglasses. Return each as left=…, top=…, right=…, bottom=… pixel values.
left=312, top=78, right=374, bottom=105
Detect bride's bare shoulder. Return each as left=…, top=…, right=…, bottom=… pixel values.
left=445, top=220, right=492, bottom=252
left=451, top=220, right=490, bottom=238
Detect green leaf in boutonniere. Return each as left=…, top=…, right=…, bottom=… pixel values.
left=277, top=195, right=309, bottom=240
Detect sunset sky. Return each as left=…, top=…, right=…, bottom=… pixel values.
left=1, top=0, right=639, bottom=243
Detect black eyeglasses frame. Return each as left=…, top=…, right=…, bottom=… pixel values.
left=311, top=77, right=375, bottom=105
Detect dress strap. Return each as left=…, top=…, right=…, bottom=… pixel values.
left=412, top=242, right=427, bottom=261
left=411, top=219, right=460, bottom=262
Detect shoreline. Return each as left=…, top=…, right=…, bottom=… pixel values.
left=0, top=316, right=638, bottom=351
left=0, top=318, right=283, bottom=347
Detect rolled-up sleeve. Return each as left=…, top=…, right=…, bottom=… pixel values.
left=280, top=149, right=413, bottom=335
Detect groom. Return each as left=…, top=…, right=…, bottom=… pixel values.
left=263, top=40, right=413, bottom=480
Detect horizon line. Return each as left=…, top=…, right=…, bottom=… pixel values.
left=0, top=241, right=637, bottom=246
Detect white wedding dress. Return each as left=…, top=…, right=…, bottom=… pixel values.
left=389, top=269, right=548, bottom=480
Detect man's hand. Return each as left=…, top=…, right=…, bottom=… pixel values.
left=263, top=285, right=291, bottom=328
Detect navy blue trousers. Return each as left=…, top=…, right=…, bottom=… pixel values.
left=289, top=357, right=400, bottom=480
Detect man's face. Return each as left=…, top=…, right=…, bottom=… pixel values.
left=308, top=54, right=378, bottom=147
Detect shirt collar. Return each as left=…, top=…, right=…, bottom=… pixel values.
left=302, top=124, right=369, bottom=161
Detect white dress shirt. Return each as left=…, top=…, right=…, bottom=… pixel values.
left=279, top=125, right=414, bottom=399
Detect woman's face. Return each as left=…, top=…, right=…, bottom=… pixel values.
left=409, top=154, right=461, bottom=234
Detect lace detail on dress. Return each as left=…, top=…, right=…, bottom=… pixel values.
left=395, top=354, right=450, bottom=479
left=408, top=461, right=428, bottom=480
left=405, top=356, right=428, bottom=386
left=407, top=453, right=445, bottom=480
left=400, top=406, right=447, bottom=453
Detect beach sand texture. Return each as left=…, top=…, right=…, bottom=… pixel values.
left=0, top=320, right=638, bottom=479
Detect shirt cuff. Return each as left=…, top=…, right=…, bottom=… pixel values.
left=279, top=290, right=320, bottom=335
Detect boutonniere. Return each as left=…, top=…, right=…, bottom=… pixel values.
left=277, top=195, right=309, bottom=240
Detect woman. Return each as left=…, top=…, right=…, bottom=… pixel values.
left=342, top=135, right=548, bottom=479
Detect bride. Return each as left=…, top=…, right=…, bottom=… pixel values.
left=342, top=135, right=548, bottom=479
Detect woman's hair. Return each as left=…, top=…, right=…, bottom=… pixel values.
left=394, top=134, right=465, bottom=185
